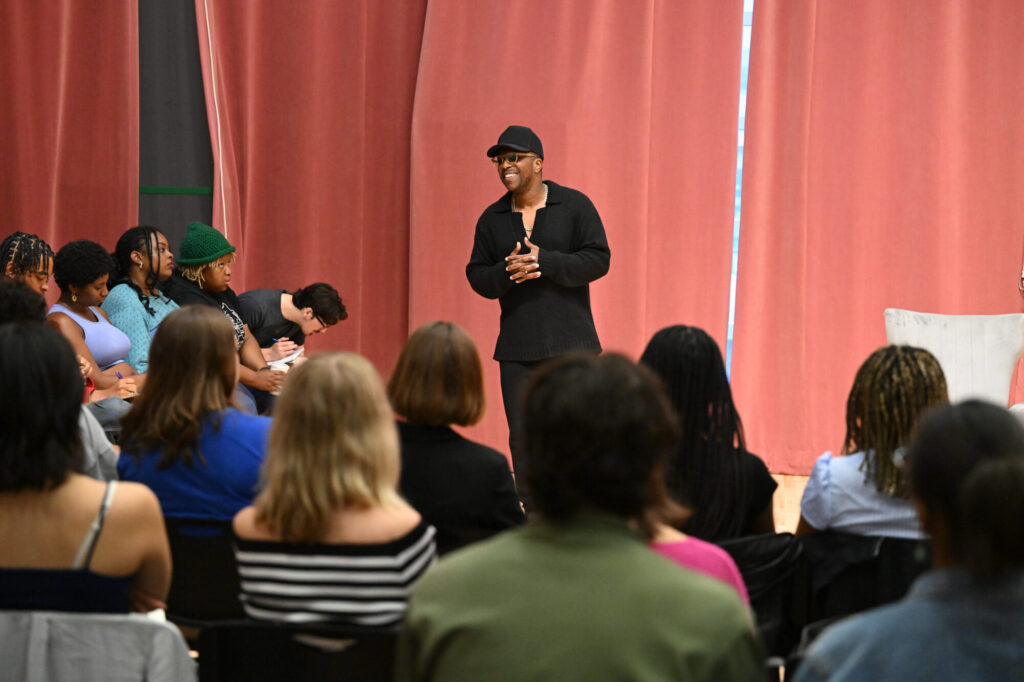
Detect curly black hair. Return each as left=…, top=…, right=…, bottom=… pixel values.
left=53, top=239, right=115, bottom=293
left=1, top=231, right=53, bottom=278
left=0, top=279, right=47, bottom=323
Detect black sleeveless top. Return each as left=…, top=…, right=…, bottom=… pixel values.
left=0, top=481, right=133, bottom=613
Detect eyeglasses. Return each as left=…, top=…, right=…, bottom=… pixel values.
left=490, top=152, right=537, bottom=166
left=311, top=316, right=330, bottom=334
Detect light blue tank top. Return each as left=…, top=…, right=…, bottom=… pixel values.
left=49, top=303, right=132, bottom=370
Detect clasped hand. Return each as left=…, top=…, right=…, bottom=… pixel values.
left=506, top=237, right=541, bottom=284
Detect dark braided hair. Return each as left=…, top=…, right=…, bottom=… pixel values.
left=640, top=325, right=751, bottom=541
left=844, top=345, right=948, bottom=497
left=1, top=231, right=53, bottom=279
left=111, top=226, right=162, bottom=316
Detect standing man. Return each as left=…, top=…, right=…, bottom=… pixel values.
left=466, top=125, right=610, bottom=504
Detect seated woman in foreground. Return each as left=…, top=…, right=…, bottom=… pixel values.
left=45, top=239, right=140, bottom=397
left=162, top=222, right=284, bottom=413
left=233, top=352, right=437, bottom=627
left=794, top=401, right=1024, bottom=682
left=118, top=306, right=271, bottom=519
left=101, top=226, right=179, bottom=374
left=797, top=345, right=948, bottom=539
left=0, top=322, right=170, bottom=614
left=640, top=325, right=776, bottom=541
left=388, top=321, right=523, bottom=555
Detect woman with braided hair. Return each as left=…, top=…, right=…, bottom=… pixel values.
left=101, top=226, right=178, bottom=373
left=796, top=345, right=949, bottom=538
left=1, top=231, right=54, bottom=295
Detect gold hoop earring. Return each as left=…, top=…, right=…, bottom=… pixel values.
left=71, top=293, right=77, bottom=303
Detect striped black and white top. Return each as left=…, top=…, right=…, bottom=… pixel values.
left=233, top=522, right=437, bottom=628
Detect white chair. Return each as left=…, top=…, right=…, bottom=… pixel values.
left=0, top=610, right=195, bottom=681
left=883, top=309, right=1024, bottom=405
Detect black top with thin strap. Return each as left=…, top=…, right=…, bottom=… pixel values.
left=0, top=481, right=133, bottom=613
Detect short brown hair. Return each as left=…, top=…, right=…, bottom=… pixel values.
left=387, top=321, right=484, bottom=427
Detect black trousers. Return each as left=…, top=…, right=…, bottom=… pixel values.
left=499, top=359, right=544, bottom=506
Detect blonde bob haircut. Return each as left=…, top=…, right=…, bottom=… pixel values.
left=255, top=352, right=402, bottom=543
left=387, top=320, right=484, bottom=427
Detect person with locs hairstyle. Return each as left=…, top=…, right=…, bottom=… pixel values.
left=388, top=321, right=524, bottom=555
left=794, top=400, right=1024, bottom=682
left=237, top=282, right=347, bottom=362
left=641, top=325, right=777, bottom=541
left=466, top=125, right=610, bottom=505
left=102, top=226, right=179, bottom=374
left=396, top=353, right=761, bottom=682
left=1, top=231, right=54, bottom=295
left=233, top=353, right=437, bottom=627
left=797, top=345, right=949, bottom=539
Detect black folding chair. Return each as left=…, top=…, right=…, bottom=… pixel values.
left=197, top=620, right=398, bottom=682
left=163, top=517, right=246, bottom=628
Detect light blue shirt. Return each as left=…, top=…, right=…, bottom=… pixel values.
left=800, top=450, right=924, bottom=539
left=101, top=283, right=178, bottom=373
left=794, top=568, right=1024, bottom=682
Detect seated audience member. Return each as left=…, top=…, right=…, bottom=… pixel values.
left=233, top=353, right=437, bottom=627
left=396, top=353, right=761, bottom=681
left=118, top=306, right=271, bottom=519
left=102, top=226, right=178, bottom=373
left=0, top=280, right=117, bottom=481
left=640, top=325, right=777, bottom=540
left=0, top=322, right=170, bottom=613
left=794, top=401, right=1024, bottom=682
left=797, top=345, right=948, bottom=539
left=45, top=239, right=140, bottom=394
left=387, top=321, right=523, bottom=555
left=237, top=282, right=347, bottom=362
left=163, top=222, right=284, bottom=413
left=1, top=230, right=54, bottom=295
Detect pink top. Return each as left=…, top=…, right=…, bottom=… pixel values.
left=650, top=537, right=749, bottom=605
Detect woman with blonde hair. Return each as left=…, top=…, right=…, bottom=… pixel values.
left=118, top=306, right=271, bottom=519
left=388, top=321, right=523, bottom=555
left=233, top=352, right=437, bottom=627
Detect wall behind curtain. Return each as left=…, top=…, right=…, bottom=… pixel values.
left=194, top=0, right=428, bottom=371
left=733, top=0, right=1024, bottom=473
left=409, top=0, right=743, bottom=453
left=0, top=0, right=138, bottom=290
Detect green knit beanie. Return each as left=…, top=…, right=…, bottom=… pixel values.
left=176, top=222, right=236, bottom=265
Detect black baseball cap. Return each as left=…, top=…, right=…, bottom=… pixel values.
left=486, top=125, right=544, bottom=159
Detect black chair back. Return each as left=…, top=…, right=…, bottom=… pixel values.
left=718, top=532, right=806, bottom=657
left=800, top=530, right=931, bottom=622
left=164, top=516, right=246, bottom=625
left=197, top=620, right=398, bottom=682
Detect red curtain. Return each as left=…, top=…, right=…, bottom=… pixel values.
left=409, top=0, right=744, bottom=452
left=0, top=0, right=138, bottom=294
left=194, top=0, right=428, bottom=372
left=732, top=0, right=1024, bottom=474
left=196, top=0, right=743, bottom=456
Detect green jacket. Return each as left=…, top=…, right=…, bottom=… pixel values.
left=397, top=512, right=763, bottom=681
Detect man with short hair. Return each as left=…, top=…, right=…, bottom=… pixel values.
left=466, top=125, right=610, bottom=503
left=237, top=283, right=347, bottom=361
left=396, top=353, right=762, bottom=682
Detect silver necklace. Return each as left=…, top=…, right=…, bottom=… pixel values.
left=511, top=183, right=548, bottom=212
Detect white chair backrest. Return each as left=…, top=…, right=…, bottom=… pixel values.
left=0, top=610, right=195, bottom=682
left=883, top=309, right=1024, bottom=405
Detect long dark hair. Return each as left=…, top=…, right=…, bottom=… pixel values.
left=640, top=325, right=750, bottom=541
left=110, top=226, right=163, bottom=316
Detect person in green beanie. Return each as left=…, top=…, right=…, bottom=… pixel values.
left=163, top=222, right=284, bottom=413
